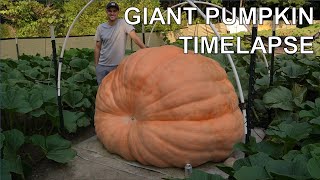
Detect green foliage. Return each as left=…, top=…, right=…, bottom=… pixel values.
left=0, top=0, right=65, bottom=37
left=0, top=130, right=76, bottom=180
left=33, top=134, right=77, bottom=163
left=167, top=35, right=320, bottom=180
left=258, top=0, right=309, bottom=7
left=0, top=0, right=182, bottom=37
left=0, top=24, right=13, bottom=38
left=210, top=0, right=223, bottom=6
left=0, top=48, right=97, bottom=179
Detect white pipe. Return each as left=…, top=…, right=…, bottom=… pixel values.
left=59, top=0, right=95, bottom=59
left=57, top=0, right=95, bottom=97
left=186, top=0, right=247, bottom=135
left=148, top=1, right=248, bottom=135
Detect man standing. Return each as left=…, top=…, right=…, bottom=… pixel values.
left=94, top=1, right=146, bottom=85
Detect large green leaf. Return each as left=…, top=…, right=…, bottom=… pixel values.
left=17, top=62, right=31, bottom=72
left=0, top=156, right=24, bottom=177
left=29, top=109, right=46, bottom=117
left=75, top=98, right=91, bottom=108
left=46, top=149, right=77, bottom=164
left=45, top=134, right=76, bottom=163
left=25, top=68, right=41, bottom=79
left=67, top=71, right=93, bottom=83
left=228, top=67, right=249, bottom=99
left=185, top=169, right=225, bottom=180
left=6, top=69, right=25, bottom=80
left=255, top=141, right=284, bottom=159
left=45, top=105, right=59, bottom=118
left=30, top=134, right=46, bottom=152
left=299, top=59, right=320, bottom=68
left=301, top=143, right=320, bottom=158
left=63, top=110, right=86, bottom=133
left=46, top=134, right=71, bottom=151
left=306, top=79, right=320, bottom=88
left=25, top=88, right=43, bottom=111
left=69, top=57, right=89, bottom=70
left=280, top=61, right=309, bottom=78
left=0, top=87, right=30, bottom=112
left=291, top=154, right=312, bottom=178
left=0, top=169, right=12, bottom=180
left=63, top=91, right=83, bottom=108
left=266, top=160, right=311, bottom=179
left=292, top=83, right=307, bottom=107
left=255, top=75, right=270, bottom=89
left=3, top=129, right=25, bottom=153
left=41, top=85, right=57, bottom=103
left=39, top=67, right=55, bottom=75
left=234, top=166, right=270, bottom=180
left=263, top=86, right=294, bottom=111
left=248, top=152, right=274, bottom=168
left=233, top=152, right=274, bottom=174
left=215, top=164, right=234, bottom=176
left=307, top=157, right=320, bottom=179
left=233, top=158, right=251, bottom=171
left=266, top=122, right=312, bottom=142
left=283, top=150, right=302, bottom=161
left=299, top=98, right=320, bottom=120
left=310, top=117, right=320, bottom=125
left=77, top=116, right=91, bottom=127
left=312, top=72, right=320, bottom=80
left=255, top=61, right=269, bottom=76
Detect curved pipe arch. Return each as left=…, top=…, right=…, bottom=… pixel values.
left=58, top=0, right=95, bottom=98
left=58, top=0, right=274, bottom=139
left=148, top=1, right=249, bottom=135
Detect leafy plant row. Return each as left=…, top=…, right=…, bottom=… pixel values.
left=169, top=42, right=320, bottom=179
left=0, top=48, right=98, bottom=179
left=1, top=129, right=76, bottom=180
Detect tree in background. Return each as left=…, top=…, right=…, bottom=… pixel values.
left=0, top=0, right=315, bottom=38
left=258, top=0, right=309, bottom=7
left=0, top=0, right=65, bottom=37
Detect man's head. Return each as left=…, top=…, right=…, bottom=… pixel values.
left=106, top=1, right=119, bottom=22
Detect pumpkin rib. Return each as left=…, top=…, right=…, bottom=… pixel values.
left=133, top=51, right=183, bottom=92
left=128, top=121, right=176, bottom=167
left=134, top=79, right=236, bottom=119
left=140, top=111, right=242, bottom=152
left=128, top=122, right=171, bottom=167
left=127, top=121, right=149, bottom=164
left=131, top=117, right=235, bottom=167
left=108, top=49, right=152, bottom=113
left=95, top=112, right=144, bottom=161
left=137, top=122, right=196, bottom=167
left=119, top=48, right=183, bottom=114
left=96, top=77, right=126, bottom=116
left=136, top=82, right=239, bottom=121
left=139, top=94, right=234, bottom=122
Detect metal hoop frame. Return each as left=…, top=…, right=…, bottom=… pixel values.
left=58, top=0, right=271, bottom=140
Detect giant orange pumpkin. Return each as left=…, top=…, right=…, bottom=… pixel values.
left=94, top=45, right=244, bottom=168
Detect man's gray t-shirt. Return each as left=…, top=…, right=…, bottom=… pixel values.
left=94, top=19, right=135, bottom=66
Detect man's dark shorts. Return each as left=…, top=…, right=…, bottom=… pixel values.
left=96, top=64, right=118, bottom=85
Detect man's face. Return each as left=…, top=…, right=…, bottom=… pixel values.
left=106, top=7, right=119, bottom=21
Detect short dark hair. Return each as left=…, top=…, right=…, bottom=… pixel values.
left=106, top=1, right=119, bottom=11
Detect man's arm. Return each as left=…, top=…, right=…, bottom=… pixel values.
left=94, top=41, right=101, bottom=66
left=129, top=31, right=147, bottom=49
